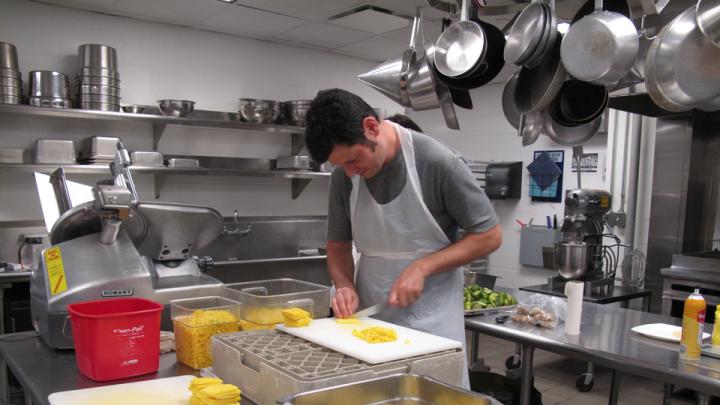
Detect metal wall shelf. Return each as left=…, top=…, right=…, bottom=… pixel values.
left=0, top=104, right=325, bottom=199
left=0, top=163, right=329, bottom=199
left=0, top=104, right=304, bottom=134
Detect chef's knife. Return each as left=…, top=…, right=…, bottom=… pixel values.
left=352, top=303, right=385, bottom=318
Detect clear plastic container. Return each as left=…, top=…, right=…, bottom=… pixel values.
left=223, top=278, right=330, bottom=325
left=171, top=296, right=242, bottom=370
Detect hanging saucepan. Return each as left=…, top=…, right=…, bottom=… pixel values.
left=504, top=0, right=547, bottom=66
left=570, top=0, right=631, bottom=23
left=435, top=18, right=506, bottom=90
left=696, top=0, right=720, bottom=47
left=548, top=80, right=608, bottom=126
left=514, top=34, right=566, bottom=114
left=409, top=43, right=460, bottom=129
left=645, top=5, right=720, bottom=112
left=502, top=72, right=521, bottom=129
left=399, top=11, right=422, bottom=107
left=434, top=0, right=487, bottom=78
left=561, top=0, right=639, bottom=85
left=543, top=108, right=603, bottom=146
left=437, top=16, right=473, bottom=109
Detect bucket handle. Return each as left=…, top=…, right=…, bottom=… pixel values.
left=62, top=315, right=72, bottom=338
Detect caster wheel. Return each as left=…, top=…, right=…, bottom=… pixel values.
left=576, top=374, right=594, bottom=392
left=505, top=355, right=521, bottom=369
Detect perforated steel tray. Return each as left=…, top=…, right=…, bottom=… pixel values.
left=211, top=330, right=465, bottom=405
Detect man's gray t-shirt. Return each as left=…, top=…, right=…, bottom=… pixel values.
left=327, top=129, right=499, bottom=243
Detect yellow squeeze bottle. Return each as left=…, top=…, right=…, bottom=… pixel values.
left=713, top=307, right=720, bottom=346
left=680, top=289, right=706, bottom=360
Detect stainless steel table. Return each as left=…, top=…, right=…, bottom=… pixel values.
left=520, top=284, right=652, bottom=311
left=465, top=289, right=720, bottom=405
left=0, top=331, right=256, bottom=405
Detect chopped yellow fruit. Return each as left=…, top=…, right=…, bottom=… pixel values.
left=352, top=326, right=398, bottom=343
left=174, top=310, right=240, bottom=369
left=281, top=307, right=311, bottom=321
left=285, top=317, right=312, bottom=327
left=189, top=377, right=223, bottom=393
left=202, top=383, right=241, bottom=399
left=244, top=307, right=285, bottom=325
left=335, top=318, right=360, bottom=324
left=189, top=395, right=205, bottom=405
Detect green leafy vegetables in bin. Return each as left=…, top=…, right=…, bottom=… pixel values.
left=463, top=285, right=517, bottom=311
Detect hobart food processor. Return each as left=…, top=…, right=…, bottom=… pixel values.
left=549, top=189, right=615, bottom=294
left=30, top=142, right=223, bottom=348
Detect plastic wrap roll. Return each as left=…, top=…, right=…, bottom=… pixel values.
left=564, top=281, right=584, bottom=335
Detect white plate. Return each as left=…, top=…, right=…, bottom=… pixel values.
left=631, top=323, right=711, bottom=342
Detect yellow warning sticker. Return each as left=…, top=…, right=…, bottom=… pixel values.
left=44, top=247, right=67, bottom=296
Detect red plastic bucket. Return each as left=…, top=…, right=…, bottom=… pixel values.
left=67, top=298, right=163, bottom=381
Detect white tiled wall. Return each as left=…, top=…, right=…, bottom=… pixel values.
left=408, top=84, right=632, bottom=287
left=0, top=0, right=407, bottom=221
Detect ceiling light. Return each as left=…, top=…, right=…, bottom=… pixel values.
left=216, top=0, right=236, bottom=3
left=557, top=22, right=570, bottom=34
left=329, top=6, right=410, bottom=34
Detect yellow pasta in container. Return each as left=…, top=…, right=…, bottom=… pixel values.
left=352, top=326, right=398, bottom=343
left=171, top=297, right=242, bottom=370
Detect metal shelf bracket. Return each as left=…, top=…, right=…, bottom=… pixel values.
left=291, top=178, right=311, bottom=199
left=153, top=123, right=167, bottom=151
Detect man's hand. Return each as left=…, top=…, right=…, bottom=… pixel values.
left=332, top=286, right=359, bottom=318
left=388, top=262, right=428, bottom=308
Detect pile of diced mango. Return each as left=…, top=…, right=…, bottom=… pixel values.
left=281, top=307, right=312, bottom=327
left=189, top=377, right=240, bottom=405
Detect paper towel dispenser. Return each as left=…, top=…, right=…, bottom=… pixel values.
left=485, top=162, right=522, bottom=200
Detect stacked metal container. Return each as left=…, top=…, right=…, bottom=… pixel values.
left=28, top=71, right=72, bottom=108
left=75, top=44, right=120, bottom=111
left=0, top=42, right=22, bottom=104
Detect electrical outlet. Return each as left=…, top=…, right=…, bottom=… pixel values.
left=605, top=212, right=627, bottom=228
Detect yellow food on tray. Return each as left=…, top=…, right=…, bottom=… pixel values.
left=174, top=309, right=240, bottom=369
left=336, top=318, right=360, bottom=324
left=281, top=307, right=311, bottom=321
left=282, top=307, right=312, bottom=327
left=189, top=377, right=223, bottom=393
left=188, top=378, right=241, bottom=405
left=244, top=307, right=285, bottom=325
left=352, top=326, right=398, bottom=343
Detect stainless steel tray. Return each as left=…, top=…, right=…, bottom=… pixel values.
left=279, top=373, right=500, bottom=405
left=464, top=304, right=517, bottom=317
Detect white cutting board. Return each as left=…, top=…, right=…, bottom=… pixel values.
left=277, top=317, right=461, bottom=364
left=631, top=323, right=711, bottom=342
left=49, top=375, right=195, bottom=405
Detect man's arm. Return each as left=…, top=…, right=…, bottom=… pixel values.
left=327, top=240, right=359, bottom=318
left=388, top=224, right=502, bottom=307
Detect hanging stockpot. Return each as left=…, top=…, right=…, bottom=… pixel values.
left=560, top=0, right=639, bottom=85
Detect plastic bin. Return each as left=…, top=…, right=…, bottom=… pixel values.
left=171, top=296, right=242, bottom=370
left=67, top=298, right=163, bottom=381
left=223, top=279, right=330, bottom=326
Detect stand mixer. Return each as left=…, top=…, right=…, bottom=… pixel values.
left=549, top=189, right=614, bottom=294
left=30, top=142, right=223, bottom=348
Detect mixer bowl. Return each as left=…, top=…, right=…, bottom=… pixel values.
left=554, top=241, right=597, bottom=280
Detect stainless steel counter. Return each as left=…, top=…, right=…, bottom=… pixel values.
left=465, top=289, right=720, bottom=404
left=0, top=332, right=256, bottom=405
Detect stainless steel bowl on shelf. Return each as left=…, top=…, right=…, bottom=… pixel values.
left=280, top=100, right=311, bottom=126
left=238, top=98, right=279, bottom=124
left=76, top=84, right=120, bottom=97
left=78, top=101, right=120, bottom=111
left=554, top=241, right=597, bottom=280
left=79, top=93, right=121, bottom=104
left=157, top=99, right=195, bottom=117
left=28, top=97, right=72, bottom=108
left=76, top=76, right=120, bottom=87
left=121, top=105, right=145, bottom=114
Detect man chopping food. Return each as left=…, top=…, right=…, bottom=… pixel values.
left=304, top=89, right=502, bottom=387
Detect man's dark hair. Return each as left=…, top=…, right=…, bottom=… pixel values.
left=387, top=114, right=423, bottom=132
left=305, top=89, right=377, bottom=163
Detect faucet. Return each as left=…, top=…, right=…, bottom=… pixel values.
left=222, top=210, right=252, bottom=237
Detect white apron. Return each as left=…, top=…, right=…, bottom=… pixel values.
left=350, top=123, right=469, bottom=388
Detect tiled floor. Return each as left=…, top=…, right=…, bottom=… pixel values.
left=469, top=332, right=701, bottom=405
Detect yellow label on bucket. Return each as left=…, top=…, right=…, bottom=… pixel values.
left=44, top=247, right=67, bottom=296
